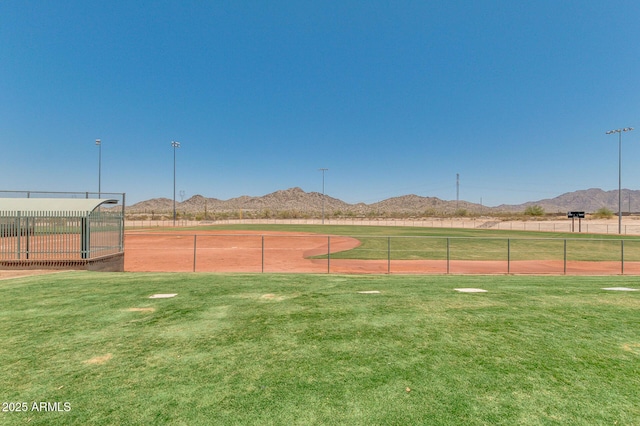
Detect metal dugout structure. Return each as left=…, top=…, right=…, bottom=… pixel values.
left=0, top=194, right=125, bottom=271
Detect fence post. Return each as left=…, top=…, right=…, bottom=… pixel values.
left=447, top=237, right=450, bottom=274
left=387, top=236, right=391, bottom=274
left=17, top=212, right=22, bottom=259
left=507, top=238, right=510, bottom=274
left=621, top=239, right=624, bottom=275
left=25, top=216, right=30, bottom=260
left=81, top=217, right=90, bottom=259
left=262, top=235, right=264, bottom=273
left=193, top=235, right=197, bottom=272
left=564, top=239, right=567, bottom=275
left=327, top=236, right=331, bottom=274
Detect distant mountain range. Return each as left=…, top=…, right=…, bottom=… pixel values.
left=127, top=187, right=640, bottom=216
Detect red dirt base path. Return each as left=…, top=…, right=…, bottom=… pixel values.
left=123, top=230, right=640, bottom=275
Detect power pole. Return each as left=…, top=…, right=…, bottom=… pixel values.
left=606, top=127, right=633, bottom=234
left=172, top=141, right=181, bottom=226
left=456, top=173, right=460, bottom=210
left=319, top=168, right=328, bottom=224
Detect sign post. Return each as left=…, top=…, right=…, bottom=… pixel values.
left=567, top=211, right=585, bottom=232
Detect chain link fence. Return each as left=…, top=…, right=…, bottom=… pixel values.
left=124, top=233, right=640, bottom=275
left=124, top=218, right=640, bottom=235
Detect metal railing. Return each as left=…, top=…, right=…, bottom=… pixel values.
left=1, top=210, right=123, bottom=261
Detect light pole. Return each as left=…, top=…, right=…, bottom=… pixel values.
left=456, top=173, right=459, bottom=210
left=172, top=141, right=181, bottom=226
left=606, top=127, right=633, bottom=234
left=96, top=139, right=101, bottom=197
left=319, top=168, right=328, bottom=224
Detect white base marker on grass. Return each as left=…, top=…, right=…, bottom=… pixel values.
left=454, top=288, right=488, bottom=293
left=602, top=287, right=637, bottom=292
left=149, top=293, right=178, bottom=298
left=358, top=291, right=381, bottom=294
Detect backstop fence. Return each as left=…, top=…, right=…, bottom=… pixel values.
left=124, top=233, right=640, bottom=275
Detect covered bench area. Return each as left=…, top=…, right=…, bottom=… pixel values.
left=0, top=196, right=124, bottom=271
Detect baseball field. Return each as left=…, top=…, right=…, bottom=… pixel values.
left=1, top=224, right=640, bottom=424
left=124, top=224, right=640, bottom=275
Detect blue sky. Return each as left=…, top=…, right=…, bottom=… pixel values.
left=2, top=1, right=640, bottom=206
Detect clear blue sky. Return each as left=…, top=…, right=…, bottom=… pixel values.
left=2, top=1, right=640, bottom=207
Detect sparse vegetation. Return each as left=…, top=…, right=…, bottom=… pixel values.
left=524, top=205, right=545, bottom=216
left=593, top=207, right=614, bottom=219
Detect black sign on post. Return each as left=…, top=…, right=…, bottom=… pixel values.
left=567, top=211, right=585, bottom=232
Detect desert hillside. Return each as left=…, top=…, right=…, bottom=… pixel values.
left=127, top=187, right=640, bottom=218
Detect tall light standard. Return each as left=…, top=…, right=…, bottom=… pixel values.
left=606, top=127, right=634, bottom=234
left=319, top=168, right=328, bottom=224
left=456, top=173, right=460, bottom=210
left=172, top=141, right=181, bottom=226
left=95, top=139, right=102, bottom=197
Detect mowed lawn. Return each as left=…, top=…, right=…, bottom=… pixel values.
left=1, top=272, right=640, bottom=425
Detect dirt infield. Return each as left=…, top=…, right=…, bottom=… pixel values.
left=125, top=230, right=361, bottom=273
left=124, top=230, right=640, bottom=275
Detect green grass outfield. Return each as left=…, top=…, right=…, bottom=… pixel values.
left=1, top=272, right=639, bottom=425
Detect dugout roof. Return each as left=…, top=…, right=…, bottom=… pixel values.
left=0, top=198, right=118, bottom=214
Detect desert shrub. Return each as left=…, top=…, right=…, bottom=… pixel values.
left=524, top=205, right=545, bottom=216
left=126, top=215, right=149, bottom=221
left=277, top=210, right=304, bottom=219
left=593, top=207, right=614, bottom=219
left=422, top=209, right=437, bottom=217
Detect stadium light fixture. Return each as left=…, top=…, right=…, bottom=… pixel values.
left=172, top=141, right=181, bottom=226
left=319, top=168, right=328, bottom=224
left=606, top=127, right=634, bottom=234
left=95, top=139, right=101, bottom=197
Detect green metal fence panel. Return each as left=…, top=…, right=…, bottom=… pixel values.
left=0, top=209, right=123, bottom=262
